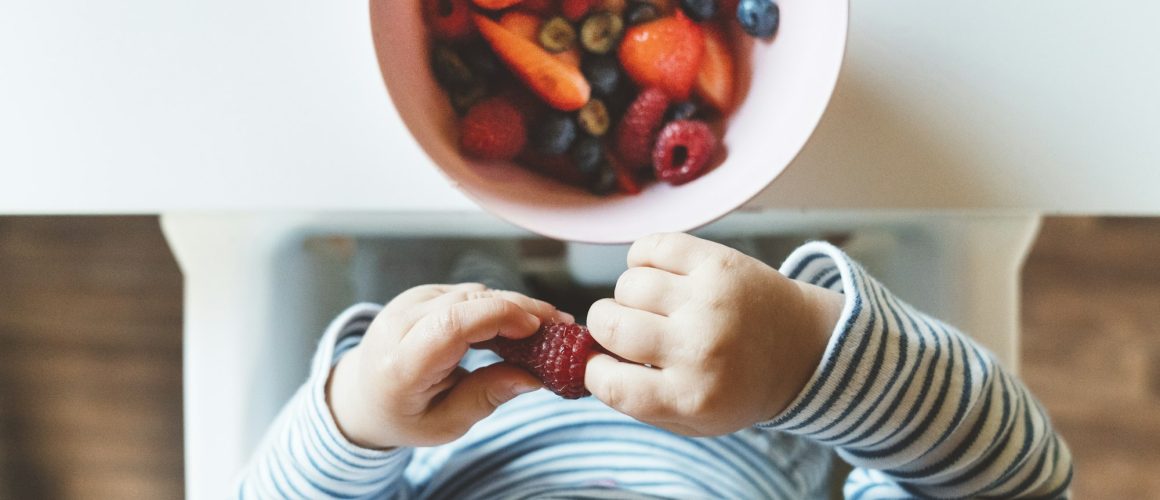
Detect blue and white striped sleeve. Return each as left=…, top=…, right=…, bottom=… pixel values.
left=234, top=303, right=414, bottom=499
left=759, top=242, right=1073, bottom=499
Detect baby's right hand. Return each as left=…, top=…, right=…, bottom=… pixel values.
left=327, top=283, right=570, bottom=450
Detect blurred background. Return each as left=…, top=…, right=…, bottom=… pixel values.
left=0, top=215, right=1157, bottom=498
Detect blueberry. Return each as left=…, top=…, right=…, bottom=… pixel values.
left=460, top=42, right=503, bottom=81
left=603, top=82, right=635, bottom=123
left=625, top=1, right=661, bottom=25
left=587, top=161, right=620, bottom=196
left=570, top=135, right=605, bottom=177
left=680, top=0, right=717, bottom=22
left=532, top=113, right=578, bottom=155
left=664, top=102, right=698, bottom=122
left=582, top=56, right=622, bottom=97
left=737, top=0, right=779, bottom=39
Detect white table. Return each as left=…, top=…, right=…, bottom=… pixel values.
left=3, top=1, right=1158, bottom=498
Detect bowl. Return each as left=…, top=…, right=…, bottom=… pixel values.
left=370, top=0, right=848, bottom=244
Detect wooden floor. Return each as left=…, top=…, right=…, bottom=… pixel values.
left=0, top=216, right=1157, bottom=498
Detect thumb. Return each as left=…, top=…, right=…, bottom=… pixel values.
left=428, top=363, right=541, bottom=431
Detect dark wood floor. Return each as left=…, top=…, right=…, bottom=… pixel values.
left=0, top=216, right=1156, bottom=498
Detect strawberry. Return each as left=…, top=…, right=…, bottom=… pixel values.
left=424, top=0, right=476, bottom=41
left=473, top=0, right=524, bottom=9
left=652, top=119, right=717, bottom=185
left=618, top=11, right=704, bottom=100
left=561, top=0, right=596, bottom=22
left=474, top=14, right=591, bottom=111
left=475, top=321, right=601, bottom=399
left=460, top=97, right=529, bottom=161
left=615, top=87, right=671, bottom=169
left=695, top=24, right=736, bottom=113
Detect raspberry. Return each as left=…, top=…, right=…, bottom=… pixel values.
left=615, top=87, right=671, bottom=169
left=652, top=120, right=718, bottom=185
left=475, top=321, right=601, bottom=399
left=459, top=97, right=528, bottom=161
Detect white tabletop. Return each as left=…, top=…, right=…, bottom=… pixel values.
left=2, top=0, right=1157, bottom=215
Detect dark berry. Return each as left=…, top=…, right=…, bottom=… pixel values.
left=460, top=97, right=528, bottom=161
left=738, top=0, right=779, bottom=39
left=570, top=135, right=605, bottom=177
left=680, top=0, right=717, bottom=22
left=431, top=44, right=474, bottom=89
left=603, top=81, right=636, bottom=121
left=474, top=321, right=601, bottom=399
left=582, top=56, right=623, bottom=97
left=652, top=119, right=718, bottom=185
left=532, top=112, right=578, bottom=155
left=615, top=87, right=671, bottom=168
left=579, top=11, right=625, bottom=55
left=587, top=161, right=620, bottom=196
left=577, top=99, right=611, bottom=136
left=460, top=42, right=503, bottom=81
left=664, top=101, right=698, bottom=122
left=625, top=1, right=661, bottom=25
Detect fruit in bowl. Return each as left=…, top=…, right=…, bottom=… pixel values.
left=370, top=0, right=848, bottom=243
left=423, top=0, right=782, bottom=197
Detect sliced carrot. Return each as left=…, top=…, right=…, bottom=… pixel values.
left=474, top=13, right=591, bottom=111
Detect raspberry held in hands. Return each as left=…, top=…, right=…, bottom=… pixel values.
left=476, top=321, right=601, bottom=399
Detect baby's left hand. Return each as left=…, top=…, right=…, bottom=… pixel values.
left=585, top=233, right=844, bottom=436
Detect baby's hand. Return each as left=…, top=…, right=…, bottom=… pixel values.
left=585, top=233, right=844, bottom=436
left=327, top=283, right=571, bottom=449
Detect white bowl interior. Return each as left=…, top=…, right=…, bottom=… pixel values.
left=371, top=0, right=848, bottom=243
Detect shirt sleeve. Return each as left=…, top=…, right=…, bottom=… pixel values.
left=234, top=303, right=415, bottom=499
left=757, top=242, right=1073, bottom=499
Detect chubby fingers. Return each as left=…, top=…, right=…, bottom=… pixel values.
left=587, top=298, right=672, bottom=367
left=614, top=266, right=687, bottom=316
left=585, top=353, right=671, bottom=422
left=425, top=363, right=541, bottom=440
left=398, top=297, right=544, bottom=389
left=627, top=233, right=728, bottom=275
left=421, top=286, right=573, bottom=326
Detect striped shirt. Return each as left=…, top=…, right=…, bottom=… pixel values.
left=237, top=242, right=1072, bottom=499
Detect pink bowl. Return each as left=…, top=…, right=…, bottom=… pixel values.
left=370, top=1, right=848, bottom=244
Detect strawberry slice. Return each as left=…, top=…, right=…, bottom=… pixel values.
left=695, top=24, right=736, bottom=113
left=474, top=13, right=591, bottom=111
left=618, top=11, right=704, bottom=100
left=473, top=0, right=524, bottom=9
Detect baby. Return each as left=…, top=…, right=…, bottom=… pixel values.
left=237, top=233, right=1072, bottom=498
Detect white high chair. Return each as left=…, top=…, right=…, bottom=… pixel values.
left=163, top=211, right=1039, bottom=498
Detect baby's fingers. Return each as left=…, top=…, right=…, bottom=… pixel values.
left=585, top=353, right=672, bottom=422
left=426, top=363, right=541, bottom=438
left=399, top=298, right=542, bottom=389
left=421, top=288, right=574, bottom=325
